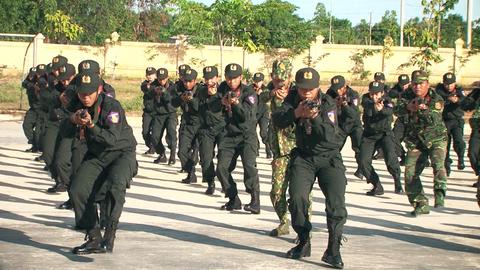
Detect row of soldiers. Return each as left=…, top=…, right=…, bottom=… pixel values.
left=21, top=56, right=480, bottom=267
left=21, top=56, right=137, bottom=255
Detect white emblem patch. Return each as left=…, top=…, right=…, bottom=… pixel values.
left=327, top=110, right=336, bottom=124
left=107, top=111, right=120, bottom=124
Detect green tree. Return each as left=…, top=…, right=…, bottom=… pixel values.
left=353, top=19, right=370, bottom=45
left=310, top=2, right=354, bottom=44
left=372, top=10, right=399, bottom=45
left=43, top=10, right=84, bottom=43
left=440, top=14, right=465, bottom=48
left=171, top=0, right=213, bottom=45
left=250, top=0, right=315, bottom=54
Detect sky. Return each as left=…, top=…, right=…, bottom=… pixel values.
left=196, top=0, right=480, bottom=25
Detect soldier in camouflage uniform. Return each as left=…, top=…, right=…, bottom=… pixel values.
left=395, top=70, right=448, bottom=216
left=267, top=59, right=295, bottom=236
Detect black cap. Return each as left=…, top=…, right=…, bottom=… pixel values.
left=51, top=55, right=68, bottom=70
left=443, top=72, right=456, bottom=85
left=252, top=72, right=264, bottom=82
left=78, top=60, right=100, bottom=74
left=35, top=64, right=47, bottom=76
left=203, top=66, right=218, bottom=79
left=295, top=67, right=320, bottom=89
left=411, top=70, right=429, bottom=83
left=374, top=72, right=385, bottom=82
left=224, top=63, right=242, bottom=78
left=330, top=75, right=346, bottom=91
left=368, top=81, right=384, bottom=93
left=157, top=68, right=169, bottom=80
left=146, top=67, right=156, bottom=76
left=76, top=72, right=101, bottom=94
left=183, top=69, right=198, bottom=81
left=28, top=67, right=37, bottom=77
left=58, top=63, right=76, bottom=81
left=398, top=74, right=410, bottom=86
left=178, top=64, right=191, bottom=77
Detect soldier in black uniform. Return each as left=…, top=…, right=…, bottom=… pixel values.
left=69, top=72, right=137, bottom=254
left=31, top=64, right=49, bottom=154
left=172, top=68, right=201, bottom=183
left=140, top=67, right=157, bottom=154
left=462, top=87, right=480, bottom=187
left=435, top=72, right=466, bottom=176
left=216, top=63, right=260, bottom=214
left=22, top=67, right=40, bottom=152
left=272, top=67, right=347, bottom=269
left=389, top=74, right=411, bottom=165
left=252, top=72, right=272, bottom=158
left=360, top=81, right=402, bottom=195
left=47, top=63, right=77, bottom=193
left=151, top=68, right=177, bottom=165
left=326, top=75, right=363, bottom=179
left=372, top=72, right=390, bottom=160
left=197, top=66, right=225, bottom=195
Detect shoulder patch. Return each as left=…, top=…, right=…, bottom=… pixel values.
left=352, top=98, right=358, bottom=106
left=327, top=110, right=336, bottom=124
left=247, top=95, right=256, bottom=105
left=387, top=102, right=394, bottom=108
left=107, top=111, right=120, bottom=124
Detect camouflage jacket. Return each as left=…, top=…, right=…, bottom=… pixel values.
left=268, top=84, right=296, bottom=158
left=395, top=88, right=447, bottom=149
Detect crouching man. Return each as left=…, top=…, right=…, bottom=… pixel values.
left=69, top=72, right=137, bottom=254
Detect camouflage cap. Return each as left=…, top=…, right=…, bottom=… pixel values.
left=271, top=59, right=292, bottom=80
left=411, top=70, right=429, bottom=83
left=443, top=72, right=456, bottom=85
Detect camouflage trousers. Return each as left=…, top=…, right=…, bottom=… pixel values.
left=404, top=140, right=447, bottom=207
left=270, top=155, right=311, bottom=226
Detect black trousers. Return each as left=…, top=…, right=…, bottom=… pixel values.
left=444, top=119, right=465, bottom=169
left=142, top=111, right=155, bottom=148
left=22, top=108, right=38, bottom=146
left=151, top=113, right=177, bottom=155
left=177, top=120, right=199, bottom=172
left=287, top=152, right=347, bottom=243
left=198, top=129, right=223, bottom=183
left=70, top=150, right=137, bottom=230
left=359, top=133, right=401, bottom=184
left=216, top=134, right=259, bottom=199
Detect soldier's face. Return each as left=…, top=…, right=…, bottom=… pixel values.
left=205, top=76, right=218, bottom=86
left=78, top=86, right=102, bottom=108
left=412, top=81, right=429, bottom=98
left=271, top=75, right=289, bottom=89
left=146, top=74, right=156, bottom=82
left=369, top=91, right=384, bottom=102
left=184, top=79, right=196, bottom=91
left=253, top=80, right=263, bottom=89
left=61, top=75, right=75, bottom=86
left=336, top=85, right=347, bottom=96
left=53, top=69, right=61, bottom=77
left=298, top=87, right=319, bottom=101
left=158, top=78, right=168, bottom=86
left=226, top=75, right=242, bottom=90
left=445, top=83, right=456, bottom=92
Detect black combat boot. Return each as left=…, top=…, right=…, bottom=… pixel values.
left=57, top=199, right=73, bottom=210
left=220, top=195, right=242, bottom=211
left=322, top=237, right=344, bottom=269
left=243, top=190, right=260, bottom=214
left=286, top=238, right=311, bottom=259
left=181, top=171, right=197, bottom=184
left=353, top=169, right=363, bottom=180
left=72, top=228, right=106, bottom=255
left=102, top=220, right=118, bottom=253
left=153, top=153, right=167, bottom=164
left=458, top=160, right=465, bottom=170
left=366, top=181, right=384, bottom=196
left=168, top=152, right=176, bottom=165
left=205, top=181, right=215, bottom=195
left=394, top=175, right=403, bottom=194
left=144, top=146, right=155, bottom=155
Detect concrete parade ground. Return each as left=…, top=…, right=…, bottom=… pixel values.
left=0, top=114, right=479, bottom=270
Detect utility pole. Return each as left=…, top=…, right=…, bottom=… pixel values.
left=329, top=15, right=333, bottom=43
left=369, top=12, right=372, bottom=46
left=400, top=0, right=404, bottom=47
left=467, top=0, right=473, bottom=49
